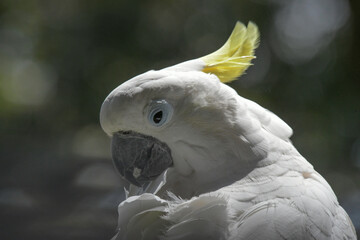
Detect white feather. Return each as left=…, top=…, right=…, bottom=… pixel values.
left=101, top=52, right=356, bottom=240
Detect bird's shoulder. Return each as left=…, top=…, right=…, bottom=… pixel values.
left=221, top=172, right=357, bottom=240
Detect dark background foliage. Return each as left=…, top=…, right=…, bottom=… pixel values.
left=0, top=0, right=359, bottom=239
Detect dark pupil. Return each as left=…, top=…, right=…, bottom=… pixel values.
left=153, top=111, right=163, bottom=124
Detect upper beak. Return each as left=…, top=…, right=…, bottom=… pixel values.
left=111, top=131, right=173, bottom=187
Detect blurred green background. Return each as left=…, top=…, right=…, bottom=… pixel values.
left=0, top=0, right=359, bottom=239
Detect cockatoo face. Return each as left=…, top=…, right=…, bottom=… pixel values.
left=100, top=22, right=260, bottom=196
left=100, top=67, right=227, bottom=188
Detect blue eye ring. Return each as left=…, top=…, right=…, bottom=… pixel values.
left=147, top=100, right=173, bottom=127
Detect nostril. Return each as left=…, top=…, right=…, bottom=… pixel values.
left=121, top=131, right=131, bottom=135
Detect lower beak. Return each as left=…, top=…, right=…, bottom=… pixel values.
left=111, top=131, right=173, bottom=187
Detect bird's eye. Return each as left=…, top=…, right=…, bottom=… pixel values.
left=148, top=100, right=173, bottom=127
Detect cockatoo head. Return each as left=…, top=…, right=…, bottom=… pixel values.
left=100, top=22, right=260, bottom=197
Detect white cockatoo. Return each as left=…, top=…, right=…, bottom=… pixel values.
left=100, top=22, right=357, bottom=240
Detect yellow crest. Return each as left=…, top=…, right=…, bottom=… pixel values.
left=201, top=21, right=259, bottom=83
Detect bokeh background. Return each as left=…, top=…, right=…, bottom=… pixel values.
left=0, top=0, right=359, bottom=239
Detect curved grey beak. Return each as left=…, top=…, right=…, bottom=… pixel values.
left=111, top=131, right=173, bottom=187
